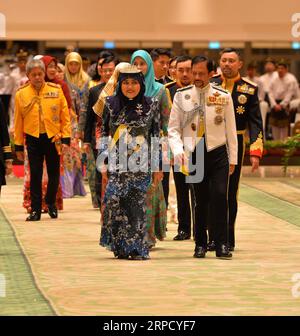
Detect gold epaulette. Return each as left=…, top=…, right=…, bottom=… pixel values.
left=47, top=82, right=61, bottom=88
left=177, top=85, right=193, bottom=92
left=165, top=80, right=176, bottom=88
left=2, top=145, right=12, bottom=153
left=241, top=77, right=258, bottom=87
left=17, top=82, right=30, bottom=91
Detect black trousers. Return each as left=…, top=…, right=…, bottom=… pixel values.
left=192, top=142, right=229, bottom=248
left=227, top=134, right=245, bottom=247
left=93, top=148, right=102, bottom=207
left=26, top=134, right=60, bottom=212
left=161, top=171, right=169, bottom=208
left=208, top=134, right=244, bottom=247
left=172, top=165, right=192, bottom=235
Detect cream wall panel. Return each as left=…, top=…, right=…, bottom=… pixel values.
left=0, top=0, right=299, bottom=41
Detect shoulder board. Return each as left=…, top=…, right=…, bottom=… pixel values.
left=212, top=74, right=221, bottom=79
left=241, top=77, right=258, bottom=87
left=164, top=80, right=177, bottom=88
left=17, top=82, right=30, bottom=91
left=212, top=85, right=228, bottom=94
left=177, top=85, right=193, bottom=92
left=47, top=82, right=61, bottom=88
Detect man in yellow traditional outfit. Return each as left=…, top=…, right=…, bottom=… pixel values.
left=14, top=59, right=71, bottom=221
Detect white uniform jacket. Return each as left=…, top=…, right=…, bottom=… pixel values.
left=168, top=83, right=238, bottom=165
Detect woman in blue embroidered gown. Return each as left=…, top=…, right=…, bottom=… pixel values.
left=99, top=66, right=162, bottom=260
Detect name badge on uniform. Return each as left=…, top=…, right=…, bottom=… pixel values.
left=44, top=91, right=59, bottom=98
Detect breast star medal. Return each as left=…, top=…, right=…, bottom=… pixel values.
left=236, top=106, right=245, bottom=114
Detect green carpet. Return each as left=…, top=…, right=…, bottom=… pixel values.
left=240, top=184, right=300, bottom=227
left=0, top=207, right=55, bottom=316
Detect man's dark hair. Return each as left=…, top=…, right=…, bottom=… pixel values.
left=176, top=55, right=192, bottom=66
left=264, top=57, right=276, bottom=66
left=191, top=55, right=215, bottom=73
left=247, top=61, right=257, bottom=70
left=150, top=48, right=171, bottom=61
left=98, top=50, right=115, bottom=59
left=277, top=59, right=289, bottom=68
left=101, top=56, right=119, bottom=66
left=219, top=47, right=242, bottom=60
left=169, top=56, right=178, bottom=66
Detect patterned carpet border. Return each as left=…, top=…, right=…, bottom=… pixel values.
left=0, top=205, right=56, bottom=316
left=240, top=184, right=300, bottom=228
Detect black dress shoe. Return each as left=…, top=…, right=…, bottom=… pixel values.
left=26, top=211, right=41, bottom=221
left=173, top=231, right=191, bottom=241
left=207, top=240, right=216, bottom=251
left=193, top=246, right=206, bottom=258
left=229, top=246, right=235, bottom=252
left=216, top=244, right=232, bottom=259
left=47, top=205, right=58, bottom=219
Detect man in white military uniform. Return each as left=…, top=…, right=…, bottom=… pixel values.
left=168, top=56, right=237, bottom=259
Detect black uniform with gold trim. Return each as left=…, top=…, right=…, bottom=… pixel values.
left=0, top=101, right=12, bottom=187
left=210, top=74, right=263, bottom=248
left=165, top=80, right=179, bottom=102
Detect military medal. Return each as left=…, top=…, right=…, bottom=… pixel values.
left=237, top=84, right=248, bottom=93
left=191, top=123, right=196, bottom=131
left=238, top=94, right=247, bottom=104
left=207, top=96, right=216, bottom=105
left=51, top=105, right=58, bottom=112
left=52, top=115, right=59, bottom=122
left=185, top=94, right=191, bottom=100
left=215, top=106, right=223, bottom=114
left=214, top=115, right=223, bottom=125
left=236, top=106, right=245, bottom=114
